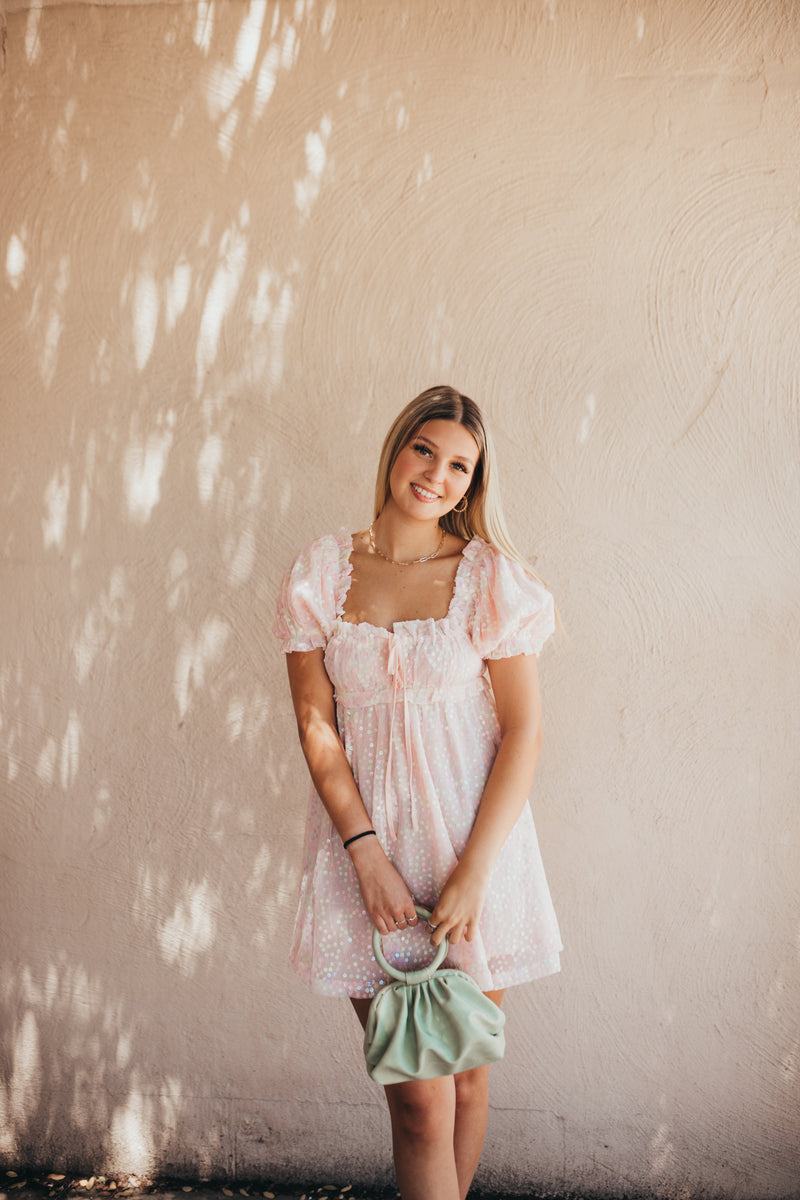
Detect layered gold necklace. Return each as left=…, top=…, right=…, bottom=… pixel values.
left=368, top=522, right=445, bottom=566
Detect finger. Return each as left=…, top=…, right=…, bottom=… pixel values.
left=405, top=907, right=418, bottom=925
left=429, top=923, right=448, bottom=947
left=375, top=915, right=392, bottom=936
left=447, top=922, right=468, bottom=946
left=463, top=924, right=474, bottom=942
left=426, top=911, right=442, bottom=942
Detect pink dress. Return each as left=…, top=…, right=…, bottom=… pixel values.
left=274, top=530, right=562, bottom=998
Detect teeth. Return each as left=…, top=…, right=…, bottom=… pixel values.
left=412, top=484, right=438, bottom=500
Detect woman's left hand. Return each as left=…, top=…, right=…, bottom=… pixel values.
left=427, top=654, right=544, bottom=949
left=426, top=861, right=488, bottom=946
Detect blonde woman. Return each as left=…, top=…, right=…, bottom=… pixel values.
left=275, top=386, right=562, bottom=1200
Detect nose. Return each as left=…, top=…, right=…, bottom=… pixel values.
left=424, top=455, right=446, bottom=484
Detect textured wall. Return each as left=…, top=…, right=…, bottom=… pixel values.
left=1, top=1, right=799, bottom=1196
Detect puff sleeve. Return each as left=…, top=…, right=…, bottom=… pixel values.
left=469, top=542, right=555, bottom=660
left=273, top=534, right=341, bottom=653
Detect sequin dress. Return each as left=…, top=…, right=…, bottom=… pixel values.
left=274, top=530, right=562, bottom=997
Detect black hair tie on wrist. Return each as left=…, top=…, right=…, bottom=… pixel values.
left=343, top=829, right=377, bottom=850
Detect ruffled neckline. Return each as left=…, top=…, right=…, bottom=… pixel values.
left=331, top=528, right=484, bottom=635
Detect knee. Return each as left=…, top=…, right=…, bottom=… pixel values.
left=453, top=1064, right=489, bottom=1113
left=388, top=1078, right=455, bottom=1142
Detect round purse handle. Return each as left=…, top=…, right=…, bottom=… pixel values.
left=372, top=905, right=449, bottom=984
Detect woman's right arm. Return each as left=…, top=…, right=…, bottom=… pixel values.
left=285, top=649, right=417, bottom=935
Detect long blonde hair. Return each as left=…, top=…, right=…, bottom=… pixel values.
left=374, top=385, right=542, bottom=576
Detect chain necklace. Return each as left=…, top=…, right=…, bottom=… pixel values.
left=368, top=522, right=445, bottom=566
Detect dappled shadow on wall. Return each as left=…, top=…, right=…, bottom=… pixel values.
left=0, top=0, right=366, bottom=1176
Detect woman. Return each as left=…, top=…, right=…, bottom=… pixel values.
left=274, top=386, right=562, bottom=1200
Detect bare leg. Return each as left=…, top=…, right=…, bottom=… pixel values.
left=452, top=989, right=504, bottom=1200
left=351, top=998, right=460, bottom=1199
left=451, top=1065, right=490, bottom=1200
left=351, top=988, right=504, bottom=1200
left=385, top=1074, right=460, bottom=1199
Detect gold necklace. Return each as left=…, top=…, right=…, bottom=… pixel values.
left=368, top=522, right=445, bottom=566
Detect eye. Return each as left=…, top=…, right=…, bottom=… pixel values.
left=412, top=442, right=433, bottom=457
left=451, top=461, right=468, bottom=473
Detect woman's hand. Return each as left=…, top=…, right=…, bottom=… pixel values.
left=427, top=654, right=544, bottom=948
left=426, top=860, right=489, bottom=947
left=286, top=650, right=416, bottom=936
left=348, top=836, right=418, bottom=936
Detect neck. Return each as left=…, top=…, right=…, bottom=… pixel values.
left=372, top=507, right=443, bottom=562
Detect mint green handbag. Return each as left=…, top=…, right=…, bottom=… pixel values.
left=363, top=906, right=506, bottom=1084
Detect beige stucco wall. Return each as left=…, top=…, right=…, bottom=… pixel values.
left=1, top=0, right=799, bottom=1195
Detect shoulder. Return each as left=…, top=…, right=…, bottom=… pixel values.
left=466, top=536, right=545, bottom=586
left=465, top=538, right=555, bottom=659
left=462, top=536, right=531, bottom=585
left=282, top=530, right=349, bottom=579
left=462, top=535, right=498, bottom=569
left=460, top=537, right=507, bottom=598
left=274, top=531, right=351, bottom=651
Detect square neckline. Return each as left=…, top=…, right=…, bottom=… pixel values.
left=335, top=529, right=479, bottom=635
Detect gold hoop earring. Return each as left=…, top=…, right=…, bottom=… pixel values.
left=453, top=496, right=468, bottom=513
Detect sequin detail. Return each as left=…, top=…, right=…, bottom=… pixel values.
left=274, top=530, right=562, bottom=998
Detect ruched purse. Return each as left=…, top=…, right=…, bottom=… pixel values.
left=363, top=905, right=506, bottom=1084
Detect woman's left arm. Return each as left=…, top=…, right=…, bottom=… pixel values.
left=428, top=653, right=543, bottom=946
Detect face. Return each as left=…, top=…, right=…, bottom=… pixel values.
left=388, top=419, right=480, bottom=521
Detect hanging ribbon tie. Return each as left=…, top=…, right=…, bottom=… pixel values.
left=384, top=634, right=418, bottom=841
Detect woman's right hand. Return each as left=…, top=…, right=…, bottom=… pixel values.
left=347, top=836, right=418, bottom=935
left=286, top=650, right=417, bottom=934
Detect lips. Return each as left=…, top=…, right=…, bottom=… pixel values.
left=411, top=482, right=440, bottom=502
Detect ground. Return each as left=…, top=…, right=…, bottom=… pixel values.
left=0, top=1171, right=557, bottom=1200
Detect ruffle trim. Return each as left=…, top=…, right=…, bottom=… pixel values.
left=448, top=534, right=483, bottom=625
left=273, top=532, right=349, bottom=653
left=329, top=529, right=485, bottom=637
left=333, top=528, right=355, bottom=622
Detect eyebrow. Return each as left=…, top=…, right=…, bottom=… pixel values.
left=414, top=434, right=476, bottom=466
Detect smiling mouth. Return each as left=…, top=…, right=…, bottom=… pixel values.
left=411, top=483, right=440, bottom=501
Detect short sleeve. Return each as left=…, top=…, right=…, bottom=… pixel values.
left=469, top=543, right=555, bottom=660
left=273, top=534, right=343, bottom=653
